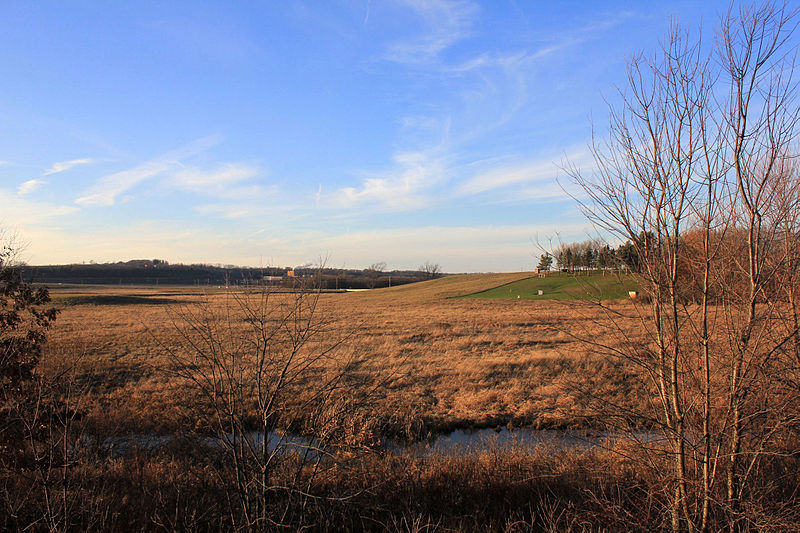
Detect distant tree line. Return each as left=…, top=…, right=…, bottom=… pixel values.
left=20, top=260, right=443, bottom=289
left=553, top=236, right=652, bottom=272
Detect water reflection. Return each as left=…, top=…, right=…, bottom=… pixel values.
left=86, top=427, right=662, bottom=457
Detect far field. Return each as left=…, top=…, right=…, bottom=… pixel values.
left=44, top=273, right=647, bottom=438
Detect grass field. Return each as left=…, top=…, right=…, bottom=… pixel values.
left=461, top=271, right=639, bottom=300
left=42, top=274, right=648, bottom=436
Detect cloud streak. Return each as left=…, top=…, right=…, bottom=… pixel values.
left=75, top=160, right=172, bottom=206
left=43, top=158, right=93, bottom=176
left=455, top=147, right=594, bottom=198
left=75, top=136, right=221, bottom=206
left=17, top=179, right=46, bottom=195
left=168, top=163, right=269, bottom=199
left=325, top=150, right=444, bottom=212
left=383, top=0, right=477, bottom=64
left=456, top=160, right=557, bottom=196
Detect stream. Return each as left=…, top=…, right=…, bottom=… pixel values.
left=90, top=426, right=662, bottom=457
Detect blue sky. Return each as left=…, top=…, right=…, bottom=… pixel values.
left=1, top=0, right=738, bottom=271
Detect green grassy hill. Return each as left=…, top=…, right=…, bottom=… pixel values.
left=347, top=272, right=534, bottom=303
left=461, top=271, right=639, bottom=301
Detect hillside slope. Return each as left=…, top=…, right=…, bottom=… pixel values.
left=347, top=272, right=533, bottom=303
left=462, top=272, right=639, bottom=300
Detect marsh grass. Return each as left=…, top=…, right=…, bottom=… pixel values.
left=43, top=280, right=649, bottom=437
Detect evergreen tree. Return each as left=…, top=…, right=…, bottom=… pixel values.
left=537, top=252, right=553, bottom=272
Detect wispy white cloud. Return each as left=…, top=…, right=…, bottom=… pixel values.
left=75, top=135, right=221, bottom=206
left=325, top=150, right=444, bottom=211
left=362, top=3, right=629, bottom=221
left=524, top=11, right=634, bottom=61
left=516, top=180, right=583, bottom=203
left=383, top=0, right=478, bottom=64
left=363, top=0, right=372, bottom=24
left=444, top=49, right=542, bottom=74
left=42, top=158, right=93, bottom=176
left=385, top=3, right=623, bottom=74
left=75, top=160, right=172, bottom=206
left=17, top=179, right=46, bottom=195
left=457, top=161, right=556, bottom=196
left=172, top=164, right=257, bottom=188
left=456, top=148, right=593, bottom=197
left=168, top=163, right=270, bottom=199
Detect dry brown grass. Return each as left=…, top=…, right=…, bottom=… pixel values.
left=1, top=435, right=668, bottom=531
left=43, top=277, right=648, bottom=437
left=351, top=272, right=533, bottom=303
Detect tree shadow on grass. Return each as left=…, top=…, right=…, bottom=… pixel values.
left=56, top=295, right=185, bottom=306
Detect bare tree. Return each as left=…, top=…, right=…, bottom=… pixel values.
left=366, top=262, right=386, bottom=289
left=418, top=261, right=442, bottom=280
left=160, top=275, right=374, bottom=529
left=566, top=3, right=800, bottom=530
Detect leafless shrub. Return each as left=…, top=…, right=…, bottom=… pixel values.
left=158, top=273, right=377, bottom=529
